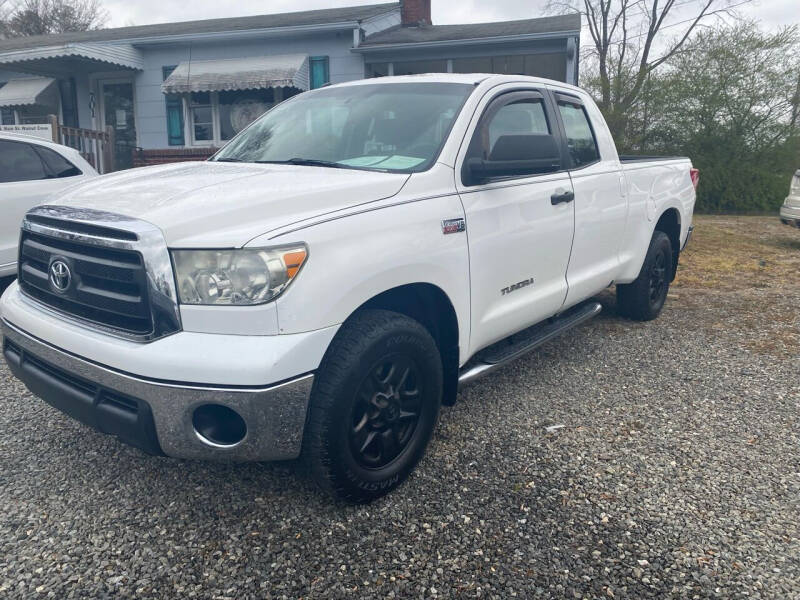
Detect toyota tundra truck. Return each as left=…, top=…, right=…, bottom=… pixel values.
left=0, top=74, right=697, bottom=502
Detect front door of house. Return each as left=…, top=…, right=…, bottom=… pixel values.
left=101, top=81, right=136, bottom=170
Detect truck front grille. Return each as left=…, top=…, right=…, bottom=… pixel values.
left=18, top=230, right=154, bottom=336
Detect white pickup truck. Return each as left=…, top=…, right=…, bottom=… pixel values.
left=0, top=74, right=697, bottom=502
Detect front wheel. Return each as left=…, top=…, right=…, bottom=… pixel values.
left=616, top=230, right=673, bottom=321
left=302, top=309, right=442, bottom=503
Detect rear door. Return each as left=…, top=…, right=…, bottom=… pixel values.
left=456, top=86, right=575, bottom=355
left=552, top=91, right=628, bottom=306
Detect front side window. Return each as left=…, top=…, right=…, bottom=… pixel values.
left=0, top=140, right=47, bottom=183
left=213, top=82, right=473, bottom=173
left=35, top=146, right=82, bottom=178
left=486, top=98, right=550, bottom=155
left=557, top=101, right=600, bottom=167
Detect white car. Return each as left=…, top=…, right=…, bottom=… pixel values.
left=780, top=169, right=800, bottom=228
left=0, top=75, right=697, bottom=502
left=0, top=132, right=97, bottom=278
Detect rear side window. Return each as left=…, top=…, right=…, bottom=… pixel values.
left=557, top=101, right=600, bottom=167
left=35, top=146, right=82, bottom=178
left=0, top=140, right=47, bottom=183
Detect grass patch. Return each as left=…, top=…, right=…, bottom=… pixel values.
left=672, top=215, right=799, bottom=358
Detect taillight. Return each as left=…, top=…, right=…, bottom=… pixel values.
left=690, top=168, right=699, bottom=190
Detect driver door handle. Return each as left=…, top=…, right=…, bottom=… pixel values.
left=551, top=190, right=575, bottom=205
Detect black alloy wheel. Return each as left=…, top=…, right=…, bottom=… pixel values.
left=349, top=355, right=423, bottom=469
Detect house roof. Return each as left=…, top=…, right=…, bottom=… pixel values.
left=359, top=13, right=581, bottom=49
left=0, top=2, right=399, bottom=52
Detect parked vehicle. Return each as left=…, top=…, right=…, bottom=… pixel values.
left=0, top=133, right=98, bottom=278
left=0, top=75, right=697, bottom=502
left=780, top=169, right=800, bottom=228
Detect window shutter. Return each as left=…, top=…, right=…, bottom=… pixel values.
left=309, top=56, right=330, bottom=89
left=162, top=66, right=185, bottom=146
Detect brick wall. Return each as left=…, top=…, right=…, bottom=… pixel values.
left=132, top=147, right=217, bottom=168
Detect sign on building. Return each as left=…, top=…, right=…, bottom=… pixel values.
left=0, top=123, right=54, bottom=141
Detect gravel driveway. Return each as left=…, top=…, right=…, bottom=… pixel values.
left=1, top=216, right=798, bottom=599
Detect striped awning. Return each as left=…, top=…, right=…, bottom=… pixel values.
left=0, top=77, right=58, bottom=107
left=161, top=54, right=310, bottom=94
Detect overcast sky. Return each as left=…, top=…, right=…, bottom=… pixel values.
left=102, top=0, right=797, bottom=31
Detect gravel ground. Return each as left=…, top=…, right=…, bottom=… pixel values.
left=1, top=216, right=798, bottom=599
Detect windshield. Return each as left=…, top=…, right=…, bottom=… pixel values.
left=212, top=82, right=473, bottom=172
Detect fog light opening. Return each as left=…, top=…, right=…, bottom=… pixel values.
left=192, top=404, right=247, bottom=448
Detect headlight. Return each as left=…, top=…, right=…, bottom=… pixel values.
left=171, top=245, right=307, bottom=305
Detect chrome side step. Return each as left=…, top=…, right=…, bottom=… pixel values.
left=457, top=301, right=602, bottom=388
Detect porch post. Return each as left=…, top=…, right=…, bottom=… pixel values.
left=48, top=114, right=60, bottom=143
left=105, top=125, right=116, bottom=173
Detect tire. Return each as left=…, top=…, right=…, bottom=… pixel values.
left=616, top=230, right=673, bottom=321
left=302, top=309, right=443, bottom=503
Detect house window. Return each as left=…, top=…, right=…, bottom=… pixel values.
left=392, top=59, right=448, bottom=75
left=1, top=107, right=14, bottom=125
left=16, top=104, right=51, bottom=124
left=366, top=63, right=390, bottom=78
left=189, top=92, right=214, bottom=142
left=452, top=53, right=566, bottom=81
left=310, top=56, right=329, bottom=89
left=184, top=87, right=301, bottom=146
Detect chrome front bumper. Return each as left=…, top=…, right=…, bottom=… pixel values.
left=1, top=319, right=314, bottom=461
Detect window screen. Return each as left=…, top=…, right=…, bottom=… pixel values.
left=557, top=102, right=600, bottom=167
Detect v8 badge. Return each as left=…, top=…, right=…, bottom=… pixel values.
left=441, top=218, right=466, bottom=235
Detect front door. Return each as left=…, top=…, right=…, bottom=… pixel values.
left=456, top=88, right=576, bottom=356
left=101, top=80, right=137, bottom=170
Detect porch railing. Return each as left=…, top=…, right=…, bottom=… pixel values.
left=48, top=115, right=116, bottom=174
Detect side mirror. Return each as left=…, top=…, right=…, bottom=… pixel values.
left=465, top=134, right=562, bottom=185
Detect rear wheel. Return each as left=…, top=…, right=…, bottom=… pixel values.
left=302, top=309, right=442, bottom=503
left=617, top=230, right=673, bottom=321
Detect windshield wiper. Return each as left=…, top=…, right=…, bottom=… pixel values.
left=214, top=157, right=245, bottom=163
left=254, top=158, right=350, bottom=169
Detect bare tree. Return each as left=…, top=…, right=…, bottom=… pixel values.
left=549, top=0, right=751, bottom=144
left=1, top=0, right=107, bottom=37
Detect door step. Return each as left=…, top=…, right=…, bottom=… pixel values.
left=458, top=301, right=602, bottom=387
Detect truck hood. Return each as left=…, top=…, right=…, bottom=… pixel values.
left=51, top=162, right=410, bottom=247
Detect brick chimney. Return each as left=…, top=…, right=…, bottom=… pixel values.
left=401, top=0, right=432, bottom=26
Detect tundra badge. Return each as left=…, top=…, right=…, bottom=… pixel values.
left=501, top=278, right=535, bottom=296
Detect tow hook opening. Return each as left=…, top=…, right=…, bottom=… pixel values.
left=192, top=404, right=247, bottom=447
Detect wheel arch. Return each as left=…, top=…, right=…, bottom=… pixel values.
left=349, top=283, right=461, bottom=406
left=654, top=207, right=681, bottom=281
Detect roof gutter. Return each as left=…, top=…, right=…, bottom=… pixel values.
left=353, top=29, right=581, bottom=53
left=119, top=20, right=364, bottom=46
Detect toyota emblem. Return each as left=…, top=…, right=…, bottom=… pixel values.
left=49, top=260, right=72, bottom=292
